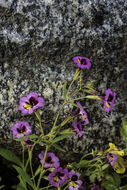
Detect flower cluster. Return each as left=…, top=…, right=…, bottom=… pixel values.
left=38, top=151, right=83, bottom=189
left=9, top=56, right=119, bottom=190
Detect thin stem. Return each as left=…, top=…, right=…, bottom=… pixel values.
left=37, top=145, right=49, bottom=190
left=18, top=175, right=27, bottom=190
left=24, top=157, right=30, bottom=171
left=28, top=150, right=36, bottom=189
left=66, top=68, right=80, bottom=98
left=39, top=185, right=53, bottom=190
left=49, top=102, right=67, bottom=139
left=70, top=89, right=81, bottom=97
left=80, top=70, right=82, bottom=90
left=21, top=142, right=25, bottom=169
left=68, top=96, right=87, bottom=102
left=34, top=110, right=44, bottom=136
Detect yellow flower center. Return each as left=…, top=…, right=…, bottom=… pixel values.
left=54, top=176, right=59, bottom=182
left=109, top=155, right=113, bottom=161
left=77, top=59, right=81, bottom=64
left=106, top=101, right=109, bottom=108
left=71, top=181, right=77, bottom=188
left=24, top=104, right=32, bottom=110
left=83, top=115, right=86, bottom=119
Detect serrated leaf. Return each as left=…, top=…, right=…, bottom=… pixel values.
left=0, top=149, right=23, bottom=167
left=52, top=143, right=66, bottom=152
left=15, top=134, right=38, bottom=142
left=52, top=134, right=71, bottom=144
left=63, top=81, right=67, bottom=99
left=12, top=165, right=34, bottom=188
left=85, top=95, right=100, bottom=100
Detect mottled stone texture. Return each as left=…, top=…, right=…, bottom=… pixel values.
left=0, top=0, right=127, bottom=159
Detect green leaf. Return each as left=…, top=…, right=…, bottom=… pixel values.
left=83, top=89, right=93, bottom=94
left=59, top=116, right=73, bottom=127
left=33, top=165, right=42, bottom=178
left=0, top=185, right=5, bottom=189
left=52, top=143, right=66, bottom=152
left=112, top=172, right=121, bottom=187
left=73, top=68, right=80, bottom=80
left=76, top=160, right=89, bottom=168
left=89, top=173, right=96, bottom=182
left=68, top=103, right=87, bottom=109
left=15, top=134, right=38, bottom=142
left=52, top=134, right=71, bottom=144
left=0, top=149, right=23, bottom=167
left=63, top=81, right=67, bottom=99
left=34, top=110, right=41, bottom=121
left=86, top=80, right=96, bottom=88
left=17, top=183, right=26, bottom=190
left=12, top=165, right=34, bottom=188
left=102, top=164, right=109, bottom=170
left=60, top=128, right=72, bottom=135
left=121, top=119, right=127, bottom=142
left=85, top=95, right=100, bottom=100
left=101, top=182, right=117, bottom=190
left=119, top=185, right=127, bottom=190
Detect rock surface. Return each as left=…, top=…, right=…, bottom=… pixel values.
left=0, top=0, right=127, bottom=158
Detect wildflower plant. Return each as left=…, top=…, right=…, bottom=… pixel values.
left=0, top=56, right=127, bottom=190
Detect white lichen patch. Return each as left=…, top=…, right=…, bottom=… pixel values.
left=43, top=87, right=53, bottom=98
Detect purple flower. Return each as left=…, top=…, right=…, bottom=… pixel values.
left=18, top=92, right=44, bottom=114
left=76, top=102, right=89, bottom=124
left=38, top=151, right=60, bottom=168
left=11, top=122, right=32, bottom=138
left=24, top=137, right=33, bottom=148
left=107, top=153, right=118, bottom=166
left=69, top=170, right=82, bottom=190
left=91, top=185, right=101, bottom=190
left=73, top=122, right=83, bottom=137
left=104, top=89, right=116, bottom=113
left=48, top=167, right=68, bottom=187
left=73, top=56, right=91, bottom=70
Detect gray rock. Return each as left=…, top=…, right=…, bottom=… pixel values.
left=0, top=0, right=127, bottom=160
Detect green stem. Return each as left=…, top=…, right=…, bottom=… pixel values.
left=18, top=175, right=27, bottom=190
left=37, top=145, right=49, bottom=190
left=68, top=96, right=87, bottom=102
left=80, top=70, right=82, bottom=90
left=34, top=110, right=44, bottom=136
left=70, top=89, right=81, bottom=97
left=28, top=150, right=36, bottom=189
left=49, top=102, right=67, bottom=139
left=39, top=185, right=53, bottom=190
left=21, top=142, right=25, bottom=169
left=66, top=68, right=80, bottom=98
